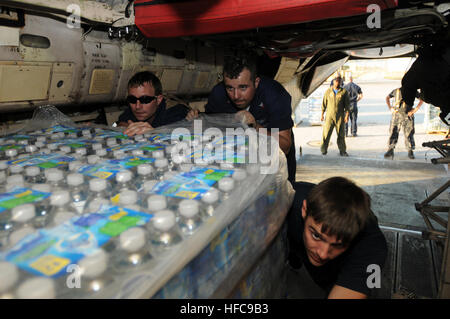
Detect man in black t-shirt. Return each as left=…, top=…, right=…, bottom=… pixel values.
left=186, top=54, right=296, bottom=184
left=116, top=71, right=189, bottom=136
left=287, top=177, right=387, bottom=298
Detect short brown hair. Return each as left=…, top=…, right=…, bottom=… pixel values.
left=127, top=71, right=162, bottom=95
left=306, top=177, right=375, bottom=246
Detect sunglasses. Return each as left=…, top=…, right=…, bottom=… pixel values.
left=126, top=95, right=157, bottom=104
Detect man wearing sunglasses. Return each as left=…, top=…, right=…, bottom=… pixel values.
left=116, top=71, right=189, bottom=136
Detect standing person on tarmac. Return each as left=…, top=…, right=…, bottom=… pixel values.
left=320, top=76, right=350, bottom=157
left=384, top=87, right=424, bottom=160
left=344, top=76, right=363, bottom=137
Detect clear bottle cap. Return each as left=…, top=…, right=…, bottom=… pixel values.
left=53, top=212, right=75, bottom=225
left=218, top=177, right=234, bottom=192
left=87, top=155, right=100, bottom=164
left=9, top=164, right=24, bottom=174
left=79, top=249, right=108, bottom=278
left=116, top=170, right=132, bottom=182
left=25, top=166, right=40, bottom=177
left=9, top=226, right=35, bottom=246
left=106, top=138, right=117, bottom=146
left=16, top=278, right=55, bottom=299
left=75, top=148, right=87, bottom=155
left=69, top=160, right=83, bottom=172
left=59, top=145, right=71, bottom=153
left=92, top=143, right=103, bottom=151
left=202, top=188, right=219, bottom=204
left=119, top=190, right=138, bottom=205
left=25, top=145, right=38, bottom=153
left=35, top=141, right=45, bottom=148
left=12, top=203, right=36, bottom=223
left=179, top=163, right=193, bottom=172
left=154, top=158, right=168, bottom=168
left=232, top=168, right=247, bottom=181
left=172, top=154, right=186, bottom=164
left=46, top=169, right=63, bottom=182
left=152, top=210, right=176, bottom=231
left=50, top=190, right=71, bottom=206
left=47, top=143, right=58, bottom=150
left=147, top=195, right=167, bottom=211
left=89, top=178, right=107, bottom=192
left=137, top=164, right=153, bottom=175
left=36, top=136, right=46, bottom=143
left=119, top=227, right=146, bottom=252
left=67, top=173, right=84, bottom=186
left=178, top=200, right=199, bottom=217
left=152, top=150, right=164, bottom=159
left=96, top=148, right=107, bottom=157
left=5, top=149, right=18, bottom=157
left=0, top=262, right=19, bottom=293
left=0, top=160, right=8, bottom=170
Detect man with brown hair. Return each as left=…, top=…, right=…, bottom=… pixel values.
left=287, top=177, right=387, bottom=298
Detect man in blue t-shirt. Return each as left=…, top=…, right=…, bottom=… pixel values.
left=187, top=55, right=296, bottom=184
left=116, top=71, right=189, bottom=136
left=343, top=76, right=363, bottom=137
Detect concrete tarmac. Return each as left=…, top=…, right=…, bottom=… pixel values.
left=292, top=80, right=449, bottom=231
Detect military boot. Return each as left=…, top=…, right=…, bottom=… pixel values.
left=384, top=149, right=394, bottom=159
left=408, top=150, right=415, bottom=159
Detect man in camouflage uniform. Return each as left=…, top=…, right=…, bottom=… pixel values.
left=384, top=87, right=423, bottom=159
left=320, top=76, right=350, bottom=156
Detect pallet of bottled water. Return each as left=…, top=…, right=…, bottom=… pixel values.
left=0, top=114, right=293, bottom=299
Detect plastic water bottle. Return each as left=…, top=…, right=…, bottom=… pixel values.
left=113, top=227, right=152, bottom=273
left=178, top=199, right=202, bottom=235
left=68, top=160, right=84, bottom=173
left=59, top=145, right=71, bottom=155
left=218, top=177, right=234, bottom=201
left=118, top=190, right=142, bottom=211
left=83, top=179, right=111, bottom=214
left=148, top=210, right=182, bottom=254
left=8, top=204, right=36, bottom=247
left=0, top=160, right=8, bottom=182
left=5, top=148, right=18, bottom=160
left=73, top=147, right=87, bottom=160
left=135, top=164, right=154, bottom=191
left=146, top=194, right=167, bottom=213
left=5, top=174, right=26, bottom=192
left=232, top=168, right=247, bottom=185
left=45, top=169, right=66, bottom=191
left=0, top=262, right=20, bottom=298
left=87, top=154, right=100, bottom=165
left=152, top=150, right=165, bottom=159
left=49, top=190, right=79, bottom=226
left=95, top=148, right=108, bottom=159
left=25, top=166, right=45, bottom=184
left=0, top=208, right=13, bottom=250
left=8, top=164, right=24, bottom=176
left=131, top=149, right=144, bottom=157
left=25, top=145, right=39, bottom=155
left=201, top=187, right=220, bottom=218
left=66, top=173, right=88, bottom=206
left=113, top=150, right=126, bottom=159
left=77, top=249, right=113, bottom=296
left=16, top=277, right=56, bottom=299
left=31, top=183, right=52, bottom=228
left=154, top=158, right=169, bottom=180
left=113, top=169, right=135, bottom=192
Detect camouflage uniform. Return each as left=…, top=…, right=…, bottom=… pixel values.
left=387, top=88, right=415, bottom=151
left=321, top=87, right=350, bottom=154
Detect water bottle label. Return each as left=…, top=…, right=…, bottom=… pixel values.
left=1, top=205, right=153, bottom=278
left=7, top=153, right=76, bottom=169
left=151, top=168, right=233, bottom=200
left=0, top=187, right=51, bottom=212
left=108, top=156, right=155, bottom=169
